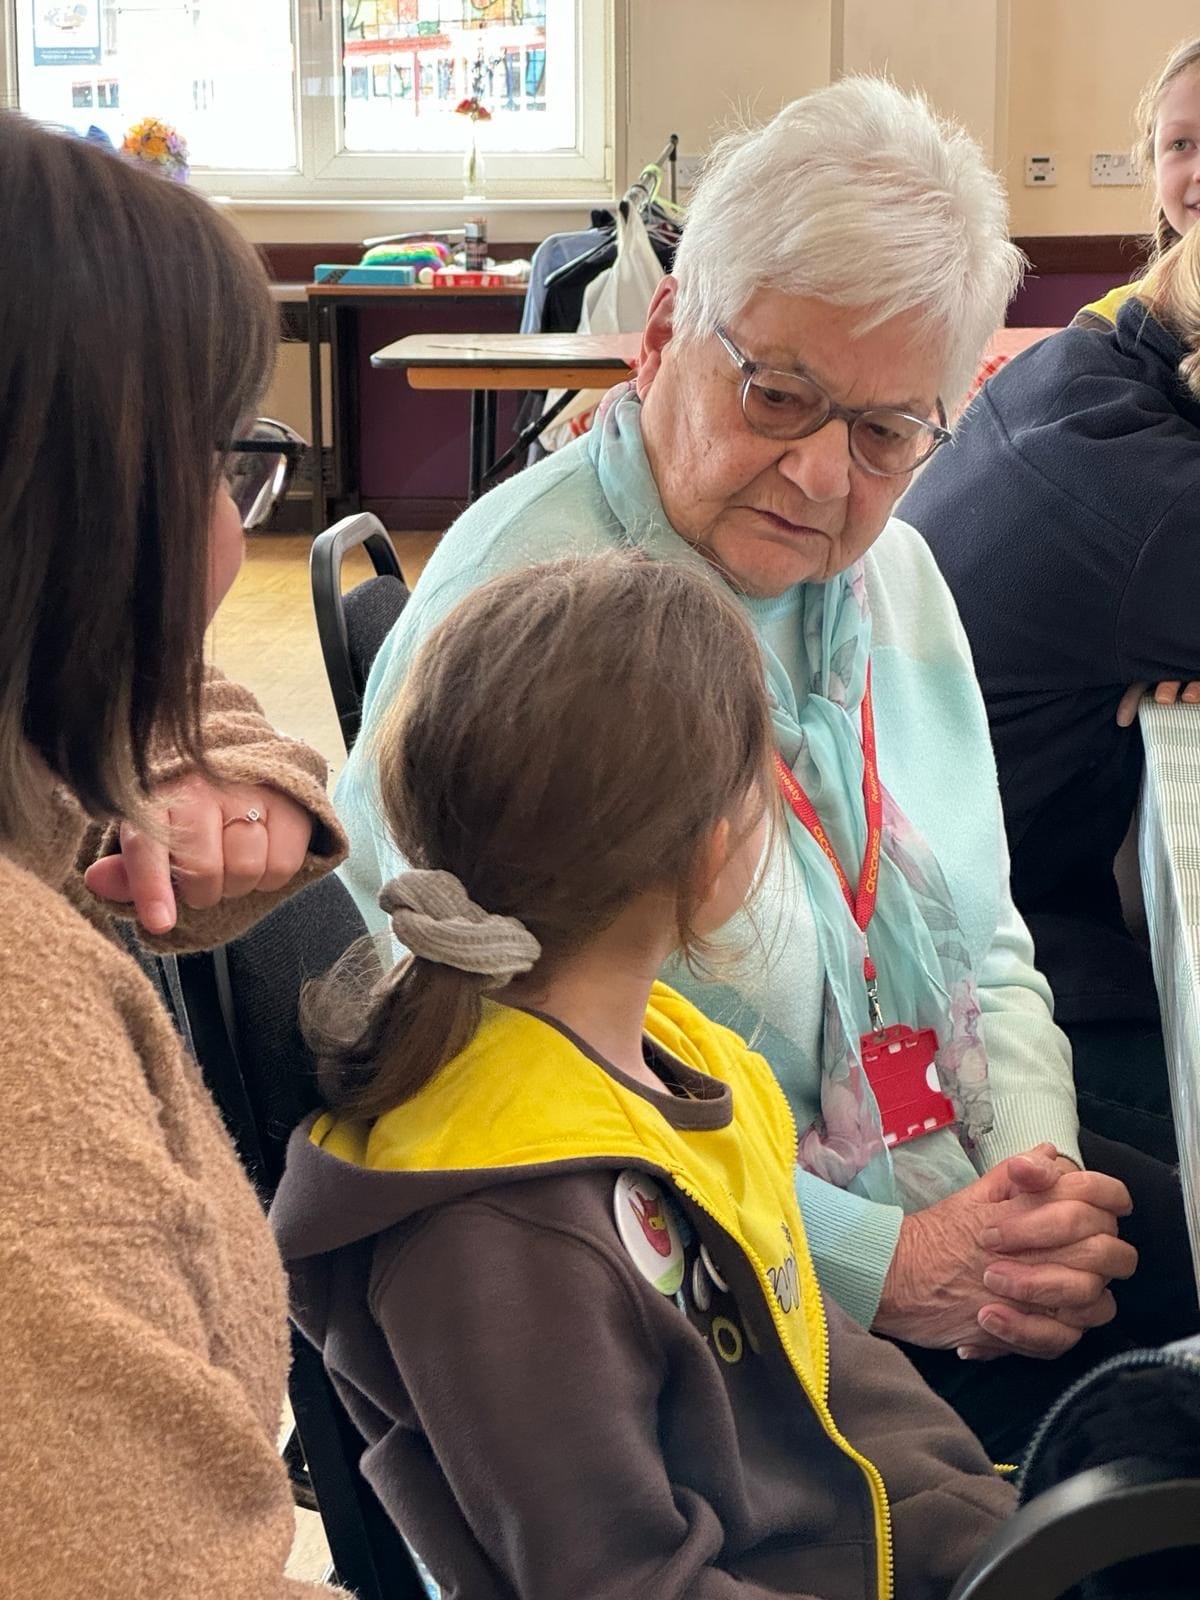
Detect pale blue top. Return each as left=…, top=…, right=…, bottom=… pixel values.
left=334, top=423, right=1079, bottom=1328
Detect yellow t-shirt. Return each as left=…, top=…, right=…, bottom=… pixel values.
left=1077, top=278, right=1145, bottom=326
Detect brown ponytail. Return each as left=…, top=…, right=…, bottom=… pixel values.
left=302, top=957, right=489, bottom=1120
left=304, top=553, right=775, bottom=1119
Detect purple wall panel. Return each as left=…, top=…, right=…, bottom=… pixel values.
left=355, top=300, right=523, bottom=501
left=1008, top=272, right=1123, bottom=327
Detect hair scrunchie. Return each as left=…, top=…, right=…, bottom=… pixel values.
left=378, top=869, right=541, bottom=989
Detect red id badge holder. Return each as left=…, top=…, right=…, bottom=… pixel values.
left=860, top=1024, right=955, bottom=1149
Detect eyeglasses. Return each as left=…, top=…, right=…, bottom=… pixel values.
left=714, top=325, right=951, bottom=478
left=222, top=418, right=307, bottom=530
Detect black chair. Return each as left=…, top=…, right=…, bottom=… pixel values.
left=152, top=876, right=426, bottom=1600
left=953, top=1343, right=1200, bottom=1599
left=310, top=513, right=409, bottom=754
left=951, top=1461, right=1200, bottom=1599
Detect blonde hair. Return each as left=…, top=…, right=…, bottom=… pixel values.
left=1140, top=223, right=1200, bottom=395
left=1134, top=37, right=1200, bottom=259
left=304, top=553, right=776, bottom=1120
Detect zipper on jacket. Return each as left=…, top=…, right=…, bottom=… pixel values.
left=669, top=1170, right=894, bottom=1600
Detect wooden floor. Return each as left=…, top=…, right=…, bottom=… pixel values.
left=210, top=526, right=439, bottom=1582
left=208, top=529, right=439, bottom=777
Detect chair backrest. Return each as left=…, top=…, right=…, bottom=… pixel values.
left=951, top=1460, right=1200, bottom=1599
left=954, top=1344, right=1200, bottom=1599
left=310, top=513, right=409, bottom=753
left=168, top=876, right=427, bottom=1600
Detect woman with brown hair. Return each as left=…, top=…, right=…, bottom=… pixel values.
left=0, top=113, right=345, bottom=1592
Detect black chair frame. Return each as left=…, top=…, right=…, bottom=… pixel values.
left=161, top=926, right=426, bottom=1600
left=951, top=1457, right=1200, bottom=1599
left=310, top=512, right=405, bottom=752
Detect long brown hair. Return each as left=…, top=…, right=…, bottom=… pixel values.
left=305, top=554, right=775, bottom=1119
left=0, top=113, right=276, bottom=836
left=1134, top=37, right=1200, bottom=259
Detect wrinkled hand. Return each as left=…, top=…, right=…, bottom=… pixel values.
left=874, top=1144, right=1136, bottom=1360
left=84, top=775, right=314, bottom=935
left=1117, top=681, right=1200, bottom=728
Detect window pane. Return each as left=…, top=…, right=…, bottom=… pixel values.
left=341, top=0, right=570, bottom=156
left=15, top=0, right=297, bottom=172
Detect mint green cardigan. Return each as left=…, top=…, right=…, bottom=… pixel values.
left=334, top=429, right=1080, bottom=1329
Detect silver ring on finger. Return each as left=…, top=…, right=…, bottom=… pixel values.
left=223, top=807, right=267, bottom=830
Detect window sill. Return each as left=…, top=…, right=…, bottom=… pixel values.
left=212, top=195, right=616, bottom=211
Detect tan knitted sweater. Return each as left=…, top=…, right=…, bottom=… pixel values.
left=0, top=674, right=347, bottom=1597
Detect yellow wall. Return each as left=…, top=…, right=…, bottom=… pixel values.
left=624, top=0, right=831, bottom=179
left=1006, top=0, right=1196, bottom=234
left=839, top=0, right=1006, bottom=164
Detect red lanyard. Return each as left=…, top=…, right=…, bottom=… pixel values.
left=773, top=665, right=883, bottom=987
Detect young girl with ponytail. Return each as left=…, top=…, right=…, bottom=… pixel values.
left=273, top=553, right=1013, bottom=1600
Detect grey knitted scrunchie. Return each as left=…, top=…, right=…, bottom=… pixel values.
left=378, top=869, right=541, bottom=989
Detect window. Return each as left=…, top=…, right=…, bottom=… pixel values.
left=3, top=0, right=613, bottom=198
left=13, top=0, right=298, bottom=170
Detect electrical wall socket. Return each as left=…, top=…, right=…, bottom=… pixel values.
left=1024, top=153, right=1057, bottom=187
left=1091, top=151, right=1139, bottom=186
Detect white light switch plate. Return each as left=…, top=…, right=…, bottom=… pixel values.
left=1025, top=153, right=1057, bottom=187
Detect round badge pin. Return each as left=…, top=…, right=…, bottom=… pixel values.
left=700, top=1242, right=729, bottom=1294
left=612, top=1169, right=685, bottom=1296
left=691, top=1255, right=712, bottom=1312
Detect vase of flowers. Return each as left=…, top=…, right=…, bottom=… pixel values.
left=121, top=116, right=190, bottom=182
left=455, top=97, right=491, bottom=200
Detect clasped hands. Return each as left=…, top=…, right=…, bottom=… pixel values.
left=875, top=1143, right=1136, bottom=1360
left=84, top=774, right=314, bottom=934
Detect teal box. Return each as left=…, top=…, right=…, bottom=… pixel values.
left=313, top=264, right=417, bottom=286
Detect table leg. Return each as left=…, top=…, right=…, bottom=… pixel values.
left=308, top=298, right=327, bottom=536
left=341, top=306, right=362, bottom=515
left=482, top=388, right=497, bottom=486
left=468, top=390, right=488, bottom=503
left=329, top=301, right=361, bottom=517
left=483, top=387, right=578, bottom=487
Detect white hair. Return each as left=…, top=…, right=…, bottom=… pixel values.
left=672, top=76, right=1024, bottom=405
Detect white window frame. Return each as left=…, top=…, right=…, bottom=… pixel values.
left=0, top=0, right=615, bottom=201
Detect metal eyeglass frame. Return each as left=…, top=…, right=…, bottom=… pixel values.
left=223, top=417, right=308, bottom=529
left=714, top=324, right=951, bottom=477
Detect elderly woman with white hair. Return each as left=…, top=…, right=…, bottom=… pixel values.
left=335, top=78, right=1144, bottom=1458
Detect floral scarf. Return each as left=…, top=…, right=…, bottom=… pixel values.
left=589, top=384, right=992, bottom=1203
